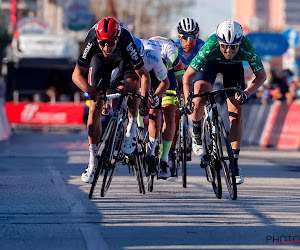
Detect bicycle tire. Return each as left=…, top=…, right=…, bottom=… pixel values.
left=88, top=152, right=105, bottom=199
left=216, top=116, right=237, bottom=200
left=202, top=117, right=222, bottom=199
left=89, top=119, right=117, bottom=198
left=133, top=148, right=145, bottom=194
left=148, top=175, right=154, bottom=192
left=100, top=119, right=121, bottom=197
left=172, top=122, right=180, bottom=178
left=181, top=114, right=188, bottom=188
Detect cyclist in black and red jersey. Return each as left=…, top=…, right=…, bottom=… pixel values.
left=72, top=17, right=151, bottom=183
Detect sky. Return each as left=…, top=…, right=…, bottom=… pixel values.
left=169, top=0, right=233, bottom=39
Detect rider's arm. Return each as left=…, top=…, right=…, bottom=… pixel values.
left=243, top=69, right=266, bottom=98
left=135, top=65, right=151, bottom=97
left=182, top=66, right=199, bottom=101
left=154, top=77, right=170, bottom=98
left=72, top=64, right=93, bottom=94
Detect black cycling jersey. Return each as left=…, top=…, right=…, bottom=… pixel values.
left=77, top=25, right=144, bottom=71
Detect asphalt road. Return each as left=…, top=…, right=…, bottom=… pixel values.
left=0, top=130, right=300, bottom=250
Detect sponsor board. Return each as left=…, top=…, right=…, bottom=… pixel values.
left=5, top=102, right=85, bottom=125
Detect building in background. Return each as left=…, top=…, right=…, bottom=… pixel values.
left=233, top=0, right=300, bottom=76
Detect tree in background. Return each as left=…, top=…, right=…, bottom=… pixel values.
left=90, top=0, right=195, bottom=38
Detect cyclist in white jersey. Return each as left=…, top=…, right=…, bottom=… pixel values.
left=134, top=36, right=185, bottom=178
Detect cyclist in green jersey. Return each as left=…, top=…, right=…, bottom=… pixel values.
left=182, top=20, right=266, bottom=184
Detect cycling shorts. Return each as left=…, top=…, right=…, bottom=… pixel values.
left=88, top=54, right=136, bottom=90
left=161, top=90, right=177, bottom=106
left=195, top=61, right=246, bottom=97
left=149, top=68, right=178, bottom=108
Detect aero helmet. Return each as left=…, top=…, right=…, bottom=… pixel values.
left=177, top=18, right=199, bottom=35
left=216, top=20, right=243, bottom=44
left=95, top=17, right=121, bottom=41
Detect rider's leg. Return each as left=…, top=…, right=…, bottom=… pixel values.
left=223, top=62, right=245, bottom=184
left=121, top=73, right=140, bottom=154
left=192, top=80, right=212, bottom=156
left=161, top=104, right=176, bottom=162
left=227, top=95, right=244, bottom=184
left=144, top=108, right=162, bottom=175
left=146, top=108, right=162, bottom=157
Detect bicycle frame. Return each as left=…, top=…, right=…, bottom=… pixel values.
left=190, top=87, right=238, bottom=200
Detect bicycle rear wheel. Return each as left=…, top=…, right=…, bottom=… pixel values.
left=203, top=117, right=222, bottom=199
left=216, top=117, right=237, bottom=200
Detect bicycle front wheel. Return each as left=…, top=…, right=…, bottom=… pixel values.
left=216, top=117, right=237, bottom=200
left=203, top=117, right=222, bottom=199
left=181, top=114, right=188, bottom=188
left=89, top=119, right=118, bottom=198
left=100, top=119, right=121, bottom=197
left=133, top=148, right=145, bottom=194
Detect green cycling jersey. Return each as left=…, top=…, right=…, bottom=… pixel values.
left=190, top=34, right=264, bottom=73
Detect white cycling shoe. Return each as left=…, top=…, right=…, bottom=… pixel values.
left=121, top=133, right=136, bottom=154
left=235, top=167, right=244, bottom=184
left=81, top=165, right=97, bottom=183
left=192, top=131, right=205, bottom=156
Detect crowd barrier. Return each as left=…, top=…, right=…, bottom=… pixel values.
left=0, top=98, right=12, bottom=141
left=218, top=101, right=300, bottom=150
left=4, top=101, right=300, bottom=150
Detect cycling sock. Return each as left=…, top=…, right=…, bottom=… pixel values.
left=146, top=136, right=158, bottom=156
left=160, top=140, right=172, bottom=162
left=233, top=149, right=240, bottom=173
left=89, top=144, right=99, bottom=166
left=137, top=112, right=144, bottom=128
left=233, top=149, right=240, bottom=159
left=126, top=115, right=137, bottom=136
left=192, top=120, right=202, bottom=134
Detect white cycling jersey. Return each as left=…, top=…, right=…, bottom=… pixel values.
left=140, top=39, right=168, bottom=81
left=148, top=36, right=179, bottom=71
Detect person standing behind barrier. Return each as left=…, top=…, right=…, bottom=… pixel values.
left=72, top=17, right=151, bottom=183
left=182, top=20, right=266, bottom=184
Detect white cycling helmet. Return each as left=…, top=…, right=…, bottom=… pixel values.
left=177, top=18, right=199, bottom=35
left=216, top=20, right=243, bottom=44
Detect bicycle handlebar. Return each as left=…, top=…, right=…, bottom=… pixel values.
left=186, top=85, right=245, bottom=113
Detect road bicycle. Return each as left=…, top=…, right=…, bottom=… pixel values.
left=173, top=90, right=192, bottom=188
left=187, top=86, right=243, bottom=200
left=89, top=86, right=146, bottom=198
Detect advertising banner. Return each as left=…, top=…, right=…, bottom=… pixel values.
left=5, top=102, right=85, bottom=125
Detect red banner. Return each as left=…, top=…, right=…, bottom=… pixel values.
left=5, top=102, right=85, bottom=125
left=277, top=103, right=300, bottom=149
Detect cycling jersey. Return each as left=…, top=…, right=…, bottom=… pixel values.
left=190, top=34, right=264, bottom=73
left=148, top=36, right=185, bottom=76
left=78, top=22, right=144, bottom=71
left=173, top=38, right=205, bottom=70
left=139, top=39, right=168, bottom=81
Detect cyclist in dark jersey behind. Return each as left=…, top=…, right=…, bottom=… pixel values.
left=72, top=17, right=151, bottom=183
left=182, top=20, right=266, bottom=184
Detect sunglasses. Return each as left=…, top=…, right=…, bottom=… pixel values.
left=97, top=38, right=118, bottom=47
left=220, top=43, right=239, bottom=50
left=179, top=34, right=198, bottom=40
